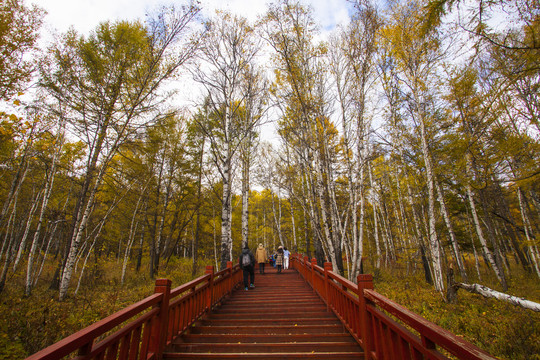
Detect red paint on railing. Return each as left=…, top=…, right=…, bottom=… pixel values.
left=25, top=263, right=242, bottom=360
left=290, top=254, right=497, bottom=360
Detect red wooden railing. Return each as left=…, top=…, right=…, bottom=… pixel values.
left=27, top=255, right=498, bottom=360
left=25, top=262, right=242, bottom=360
left=291, top=254, right=497, bottom=360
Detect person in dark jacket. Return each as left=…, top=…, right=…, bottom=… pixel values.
left=239, top=244, right=255, bottom=290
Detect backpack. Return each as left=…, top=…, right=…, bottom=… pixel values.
left=242, top=253, right=251, bottom=267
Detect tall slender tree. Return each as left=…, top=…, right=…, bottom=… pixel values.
left=40, top=4, right=201, bottom=300
left=193, top=12, right=263, bottom=269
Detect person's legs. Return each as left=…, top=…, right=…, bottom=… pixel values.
left=284, top=257, right=289, bottom=269
left=261, top=263, right=265, bottom=274
left=259, top=262, right=264, bottom=274
left=249, top=266, right=255, bottom=287
left=243, top=269, right=249, bottom=289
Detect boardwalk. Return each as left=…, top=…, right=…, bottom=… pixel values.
left=163, top=267, right=364, bottom=359
left=25, top=256, right=497, bottom=360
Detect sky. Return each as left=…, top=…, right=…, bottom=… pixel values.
left=34, top=0, right=355, bottom=40
left=31, top=0, right=356, bottom=143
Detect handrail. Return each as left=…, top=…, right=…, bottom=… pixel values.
left=290, top=254, right=497, bottom=360
left=25, top=261, right=242, bottom=360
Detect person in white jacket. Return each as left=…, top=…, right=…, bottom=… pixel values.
left=283, top=247, right=290, bottom=270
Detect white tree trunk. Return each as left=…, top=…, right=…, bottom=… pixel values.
left=271, top=190, right=284, bottom=246
left=12, top=188, right=43, bottom=272
left=324, top=143, right=344, bottom=253
left=290, top=199, right=297, bottom=250
left=404, top=167, right=427, bottom=271
left=75, top=239, right=97, bottom=295
left=34, top=221, right=57, bottom=287
left=457, top=283, right=540, bottom=312
left=220, top=152, right=233, bottom=269
left=435, top=178, right=468, bottom=281
left=121, top=186, right=147, bottom=284
left=465, top=156, right=506, bottom=287
left=25, top=157, right=59, bottom=295
left=418, top=114, right=445, bottom=293
left=517, top=187, right=540, bottom=278
left=59, top=161, right=108, bottom=300
left=314, top=154, right=339, bottom=271
left=241, top=152, right=250, bottom=249
left=369, top=165, right=382, bottom=268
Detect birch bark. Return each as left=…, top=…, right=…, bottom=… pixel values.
left=417, top=101, right=445, bottom=294
left=465, top=157, right=507, bottom=289
left=517, top=187, right=540, bottom=277
left=435, top=178, right=468, bottom=281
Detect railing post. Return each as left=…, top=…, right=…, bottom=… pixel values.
left=422, top=335, right=437, bottom=351
left=77, top=341, right=93, bottom=357
left=311, top=258, right=317, bottom=288
left=357, top=274, right=374, bottom=360
left=324, top=262, right=332, bottom=312
left=205, top=266, right=215, bottom=311
left=227, top=261, right=233, bottom=293
left=151, top=278, right=171, bottom=360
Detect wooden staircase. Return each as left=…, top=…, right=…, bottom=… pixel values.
left=25, top=256, right=498, bottom=360
left=163, top=267, right=364, bottom=359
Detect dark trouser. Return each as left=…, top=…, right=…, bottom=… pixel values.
left=258, top=263, right=265, bottom=274
left=243, top=266, right=255, bottom=288
left=277, top=265, right=282, bottom=273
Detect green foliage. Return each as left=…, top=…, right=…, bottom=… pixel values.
left=0, top=0, right=44, bottom=100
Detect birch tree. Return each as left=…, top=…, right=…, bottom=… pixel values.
left=330, top=0, right=379, bottom=279
left=193, top=12, right=262, bottom=269
left=446, top=66, right=509, bottom=290
left=240, top=67, right=268, bottom=249
left=261, top=0, right=342, bottom=270
left=24, top=111, right=66, bottom=295
left=40, top=4, right=201, bottom=300
left=381, top=0, right=447, bottom=294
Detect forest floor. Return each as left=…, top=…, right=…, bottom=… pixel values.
left=0, top=257, right=538, bottom=359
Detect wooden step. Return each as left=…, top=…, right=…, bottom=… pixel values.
left=175, top=333, right=358, bottom=344
left=189, top=324, right=348, bottom=335
left=207, top=310, right=334, bottom=319
left=221, top=295, right=321, bottom=304
left=164, top=352, right=364, bottom=359
left=216, top=303, right=326, bottom=311
left=169, top=342, right=362, bottom=353
left=163, top=269, right=364, bottom=359
left=196, top=317, right=342, bottom=326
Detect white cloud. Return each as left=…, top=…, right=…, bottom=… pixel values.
left=35, top=0, right=150, bottom=36
left=35, top=0, right=353, bottom=38
left=311, top=0, right=353, bottom=32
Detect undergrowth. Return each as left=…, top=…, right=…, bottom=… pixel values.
left=0, top=256, right=210, bottom=359
left=370, top=263, right=540, bottom=360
